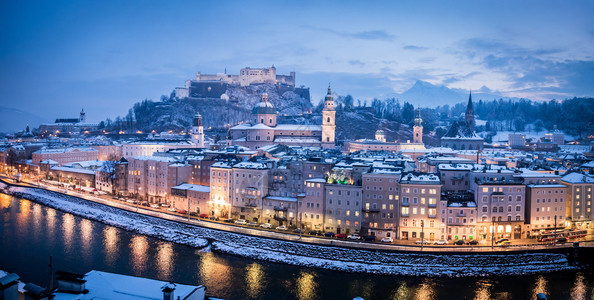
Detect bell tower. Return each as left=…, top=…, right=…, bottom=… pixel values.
left=413, top=107, right=423, bottom=144
left=322, top=84, right=336, bottom=149
left=192, top=111, right=204, bottom=148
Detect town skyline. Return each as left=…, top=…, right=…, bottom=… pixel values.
left=1, top=1, right=593, bottom=124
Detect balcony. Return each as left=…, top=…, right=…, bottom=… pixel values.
left=245, top=202, right=258, bottom=208
left=362, top=207, right=380, bottom=213
left=274, top=215, right=287, bottom=221
left=428, top=203, right=437, bottom=208
left=428, top=214, right=437, bottom=218
left=274, top=206, right=288, bottom=211
left=401, top=201, right=410, bottom=207
left=456, top=212, right=466, bottom=217
left=401, top=213, right=409, bottom=217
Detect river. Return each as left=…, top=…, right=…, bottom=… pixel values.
left=0, top=194, right=592, bottom=299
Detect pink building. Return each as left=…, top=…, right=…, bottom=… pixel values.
left=361, top=171, right=400, bottom=240
left=32, top=147, right=99, bottom=165
left=171, top=183, right=210, bottom=215
left=127, top=156, right=191, bottom=203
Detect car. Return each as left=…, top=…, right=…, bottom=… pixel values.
left=208, top=216, right=219, bottom=221
left=323, top=232, right=335, bottom=237
left=160, top=203, right=170, bottom=208
left=499, top=241, right=512, bottom=247
left=293, top=228, right=304, bottom=234
left=433, top=239, right=448, bottom=245
left=223, top=218, right=235, bottom=223
left=380, top=237, right=394, bottom=243
left=555, top=237, right=568, bottom=243
left=126, top=199, right=136, bottom=204
left=335, top=233, right=347, bottom=239
left=347, top=234, right=362, bottom=240
left=308, top=230, right=323, bottom=236
left=198, top=213, right=209, bottom=218
left=234, top=219, right=247, bottom=225
left=260, top=223, right=272, bottom=229
left=248, top=222, right=259, bottom=227
left=189, top=212, right=198, bottom=217
left=453, top=240, right=465, bottom=245
left=177, top=209, right=188, bottom=214
left=415, top=239, right=430, bottom=245
left=276, top=225, right=288, bottom=231
left=167, top=207, right=176, bottom=212
left=467, top=240, right=479, bottom=245
left=150, top=204, right=161, bottom=209
left=363, top=235, right=376, bottom=242
left=495, top=238, right=510, bottom=245
left=140, top=201, right=149, bottom=207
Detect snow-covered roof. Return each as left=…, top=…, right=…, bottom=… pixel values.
left=63, top=160, right=105, bottom=169
left=50, top=166, right=96, bottom=175
left=400, top=173, right=440, bottom=184
left=265, top=196, right=298, bottom=202
left=251, top=123, right=273, bottom=130
left=233, top=161, right=268, bottom=169
left=211, top=162, right=233, bottom=169
left=39, top=159, right=59, bottom=164
left=172, top=183, right=210, bottom=193
left=306, top=178, right=326, bottom=183
left=561, top=172, right=594, bottom=184
left=274, top=137, right=321, bottom=144
left=230, top=124, right=251, bottom=130
left=581, top=161, right=594, bottom=168
left=125, top=140, right=194, bottom=146
left=34, top=147, right=98, bottom=154
left=52, top=270, right=205, bottom=300
left=132, top=156, right=177, bottom=163
left=527, top=184, right=567, bottom=188
left=275, top=124, right=322, bottom=131
left=438, top=163, right=474, bottom=171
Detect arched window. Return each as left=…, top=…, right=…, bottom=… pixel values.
left=492, top=207, right=497, bottom=213
left=326, top=137, right=330, bottom=142
left=327, top=117, right=330, bottom=123
left=498, top=207, right=503, bottom=213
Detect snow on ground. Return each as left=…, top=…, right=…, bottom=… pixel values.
left=1, top=182, right=578, bottom=277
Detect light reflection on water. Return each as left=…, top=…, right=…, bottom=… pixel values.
left=414, top=279, right=436, bottom=300
left=571, top=274, right=586, bottom=300
left=245, top=263, right=265, bottom=299
left=103, top=227, right=119, bottom=266
left=80, top=219, right=93, bottom=262
left=62, top=213, right=75, bottom=252
left=198, top=251, right=232, bottom=294
left=156, top=243, right=174, bottom=279
left=130, top=235, right=149, bottom=275
left=532, top=275, right=548, bottom=300
left=296, top=271, right=318, bottom=300
left=46, top=208, right=56, bottom=239
left=473, top=279, right=492, bottom=300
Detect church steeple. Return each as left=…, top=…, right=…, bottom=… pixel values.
left=322, top=84, right=336, bottom=149
left=413, top=107, right=423, bottom=144
left=465, top=90, right=475, bottom=131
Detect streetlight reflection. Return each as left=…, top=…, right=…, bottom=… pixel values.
left=245, top=263, right=265, bottom=299
left=156, top=243, right=174, bottom=278
left=296, top=271, right=318, bottom=300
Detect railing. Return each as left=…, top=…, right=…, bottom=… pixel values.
left=428, top=203, right=437, bottom=208
left=362, top=207, right=380, bottom=213
left=273, top=206, right=287, bottom=211
left=401, top=201, right=410, bottom=206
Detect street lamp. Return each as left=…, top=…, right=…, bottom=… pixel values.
left=491, top=217, right=495, bottom=250
left=137, top=187, right=141, bottom=212
left=421, top=220, right=425, bottom=252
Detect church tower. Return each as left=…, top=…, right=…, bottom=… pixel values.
left=192, top=111, right=204, bottom=148
left=413, top=107, right=423, bottom=144
left=79, top=108, right=86, bottom=123
left=322, top=85, right=336, bottom=149
left=465, top=90, right=475, bottom=131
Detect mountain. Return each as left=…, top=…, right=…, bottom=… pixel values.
left=396, top=80, right=521, bottom=107
left=0, top=106, right=48, bottom=133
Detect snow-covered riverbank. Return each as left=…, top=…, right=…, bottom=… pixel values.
left=1, top=181, right=578, bottom=277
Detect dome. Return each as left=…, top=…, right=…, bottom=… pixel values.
left=252, top=93, right=276, bottom=114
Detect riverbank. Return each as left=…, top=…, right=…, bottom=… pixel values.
left=0, top=180, right=585, bottom=277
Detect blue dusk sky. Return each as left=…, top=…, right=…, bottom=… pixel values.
left=1, top=0, right=593, bottom=123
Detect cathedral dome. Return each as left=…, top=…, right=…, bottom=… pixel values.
left=252, top=93, right=276, bottom=114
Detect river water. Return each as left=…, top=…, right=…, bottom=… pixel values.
left=0, top=194, right=592, bottom=299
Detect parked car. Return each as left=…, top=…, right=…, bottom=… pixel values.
left=467, top=240, right=479, bottom=245
left=248, top=222, right=259, bottom=227
left=347, top=234, right=362, bottom=240
left=433, top=239, right=448, bottom=245
left=140, top=201, right=149, bottom=207
left=150, top=204, right=161, bottom=209
left=208, top=216, right=219, bottom=221
left=555, top=237, right=568, bottom=243
left=234, top=219, right=247, bottom=225
left=495, top=238, right=510, bottom=245
left=335, top=233, right=346, bottom=239
left=380, top=237, right=394, bottom=243
left=189, top=212, right=198, bottom=217
left=363, top=235, right=376, bottom=242
left=453, top=240, right=465, bottom=245
left=260, top=223, right=272, bottom=229
left=415, top=239, right=430, bottom=245
left=293, top=228, right=303, bottom=234
left=324, top=232, right=335, bottom=237
left=223, top=218, right=235, bottom=223
left=167, top=207, right=176, bottom=212
left=199, top=213, right=209, bottom=218
left=499, top=241, right=512, bottom=247
left=308, top=230, right=323, bottom=236
left=126, top=199, right=136, bottom=204
left=276, top=225, right=288, bottom=231
left=160, top=203, right=170, bottom=208
left=177, top=209, right=187, bottom=214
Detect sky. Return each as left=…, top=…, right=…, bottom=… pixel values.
left=1, top=0, right=593, bottom=124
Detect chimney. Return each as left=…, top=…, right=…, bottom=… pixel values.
left=162, top=283, right=176, bottom=300
left=55, top=271, right=86, bottom=294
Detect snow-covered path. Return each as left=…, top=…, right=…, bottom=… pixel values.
left=1, top=181, right=578, bottom=277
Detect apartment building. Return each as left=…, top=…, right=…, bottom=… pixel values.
left=399, top=173, right=441, bottom=241
left=361, top=171, right=400, bottom=239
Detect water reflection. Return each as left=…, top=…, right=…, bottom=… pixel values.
left=571, top=274, right=586, bottom=300
left=103, top=227, right=119, bottom=266
left=31, top=203, right=42, bottom=240
left=80, top=219, right=93, bottom=262
left=156, top=243, right=174, bottom=278
left=394, top=282, right=412, bottom=299
left=415, top=279, right=436, bottom=300
left=532, top=275, right=547, bottom=300
left=46, top=208, right=56, bottom=241
left=62, top=213, right=75, bottom=252
left=473, top=279, right=493, bottom=300
left=245, top=263, right=265, bottom=299
left=129, top=235, right=148, bottom=275
left=296, top=271, right=318, bottom=300
left=0, top=193, right=11, bottom=209
left=198, top=252, right=232, bottom=296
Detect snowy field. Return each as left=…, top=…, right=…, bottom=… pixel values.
left=1, top=182, right=578, bottom=277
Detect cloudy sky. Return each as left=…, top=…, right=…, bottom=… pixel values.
left=1, top=0, right=593, bottom=123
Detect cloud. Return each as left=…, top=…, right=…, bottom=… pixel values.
left=348, top=59, right=365, bottom=67
left=403, top=45, right=428, bottom=51
left=303, top=26, right=396, bottom=41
